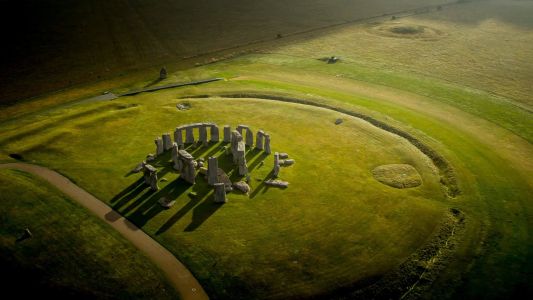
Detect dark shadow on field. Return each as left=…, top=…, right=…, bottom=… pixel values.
left=250, top=169, right=275, bottom=199
left=143, top=77, right=163, bottom=88
left=113, top=142, right=270, bottom=232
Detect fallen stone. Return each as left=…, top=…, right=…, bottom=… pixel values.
left=335, top=118, right=343, bottom=125
left=132, top=162, right=145, bottom=173
left=158, top=197, right=176, bottom=209
left=265, top=179, right=289, bottom=188
left=176, top=102, right=191, bottom=110
left=280, top=159, right=295, bottom=167
left=146, top=154, right=156, bottom=162
left=233, top=181, right=251, bottom=194
left=279, top=153, right=289, bottom=159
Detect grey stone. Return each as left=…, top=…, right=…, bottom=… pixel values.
left=265, top=179, right=289, bottom=188
left=160, top=67, right=167, bottom=79
left=273, top=152, right=280, bottom=177
left=280, top=159, right=295, bottom=166
left=143, top=164, right=159, bottom=191
left=245, top=129, right=254, bottom=147
left=279, top=153, right=289, bottom=159
left=210, top=125, right=220, bottom=142
left=233, top=181, right=251, bottom=194
left=256, top=130, right=264, bottom=150
left=176, top=102, right=191, bottom=111
left=213, top=183, right=227, bottom=203
left=146, top=154, right=156, bottom=162
left=335, top=118, right=343, bottom=125
left=197, top=160, right=204, bottom=168
left=178, top=150, right=196, bottom=184
left=264, top=134, right=271, bottom=154
left=174, top=128, right=183, bottom=147
left=199, top=125, right=208, bottom=146
left=223, top=125, right=231, bottom=143
left=155, top=137, right=164, bottom=156
left=185, top=126, right=195, bottom=144
left=207, top=156, right=218, bottom=185
left=171, top=143, right=179, bottom=170
left=163, top=133, right=172, bottom=151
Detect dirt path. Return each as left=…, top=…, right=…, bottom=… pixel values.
left=0, top=162, right=208, bottom=300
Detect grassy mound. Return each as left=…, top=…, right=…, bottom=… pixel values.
left=0, top=95, right=448, bottom=299
left=0, top=169, right=177, bottom=299
left=390, top=25, right=425, bottom=35
left=372, top=164, right=422, bottom=189
left=368, top=22, right=445, bottom=40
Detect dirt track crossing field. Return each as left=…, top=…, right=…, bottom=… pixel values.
left=0, top=163, right=209, bottom=300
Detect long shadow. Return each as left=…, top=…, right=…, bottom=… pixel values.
left=127, top=177, right=191, bottom=227
left=110, top=178, right=144, bottom=203
left=120, top=188, right=157, bottom=215
left=144, top=77, right=163, bottom=88
left=184, top=194, right=222, bottom=232
left=250, top=169, right=274, bottom=199
left=112, top=183, right=149, bottom=211
left=248, top=152, right=269, bottom=172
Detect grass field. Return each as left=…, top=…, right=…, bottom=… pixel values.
left=0, top=169, right=178, bottom=299
left=0, top=0, right=531, bottom=299
left=0, top=0, right=453, bottom=104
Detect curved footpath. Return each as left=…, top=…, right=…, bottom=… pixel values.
left=0, top=162, right=208, bottom=300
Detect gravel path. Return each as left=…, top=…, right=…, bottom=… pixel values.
left=0, top=162, right=208, bottom=300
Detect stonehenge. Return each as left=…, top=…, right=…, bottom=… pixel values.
left=143, top=163, right=159, bottom=191
left=213, top=183, right=227, bottom=203
left=139, top=123, right=282, bottom=203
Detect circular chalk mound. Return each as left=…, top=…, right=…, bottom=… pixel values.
left=368, top=22, right=446, bottom=41
left=372, top=164, right=422, bottom=189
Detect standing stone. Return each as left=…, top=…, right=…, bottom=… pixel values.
left=273, top=152, right=280, bottom=177
left=178, top=150, right=196, bottom=184
left=237, top=143, right=248, bottom=176
left=213, top=183, right=227, bottom=203
left=231, top=131, right=242, bottom=163
left=207, top=157, right=218, bottom=185
left=155, top=137, right=164, bottom=156
left=256, top=130, right=264, bottom=150
left=264, top=134, right=271, bottom=154
left=143, top=164, right=159, bottom=191
left=174, top=128, right=183, bottom=147
left=223, top=125, right=231, bottom=143
left=171, top=143, right=179, bottom=170
left=199, top=125, right=208, bottom=146
left=185, top=126, right=195, bottom=144
left=162, top=133, right=172, bottom=151
left=210, top=125, right=220, bottom=142
left=245, top=129, right=254, bottom=147
left=237, top=125, right=249, bottom=136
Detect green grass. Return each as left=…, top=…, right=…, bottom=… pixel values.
left=0, top=169, right=178, bottom=299
left=0, top=96, right=449, bottom=299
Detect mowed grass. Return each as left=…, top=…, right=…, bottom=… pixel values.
left=0, top=96, right=448, bottom=299
left=0, top=169, right=178, bottom=299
